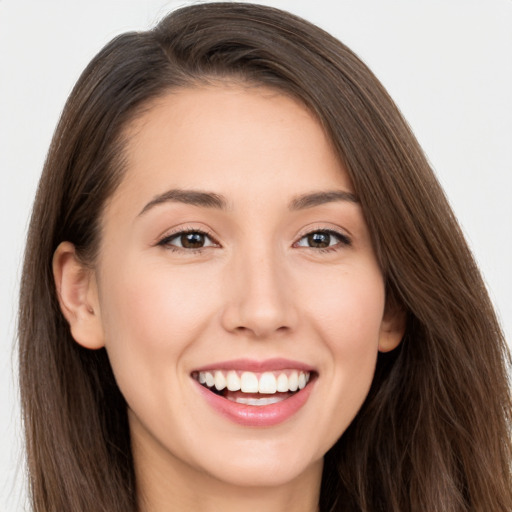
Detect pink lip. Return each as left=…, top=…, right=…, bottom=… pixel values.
left=193, top=358, right=316, bottom=373
left=193, top=375, right=316, bottom=428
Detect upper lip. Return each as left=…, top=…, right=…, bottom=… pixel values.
left=192, top=358, right=316, bottom=373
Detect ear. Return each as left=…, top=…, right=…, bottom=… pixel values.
left=378, top=304, right=406, bottom=353
left=53, top=241, right=105, bottom=349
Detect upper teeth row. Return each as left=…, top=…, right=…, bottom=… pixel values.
left=197, top=370, right=311, bottom=394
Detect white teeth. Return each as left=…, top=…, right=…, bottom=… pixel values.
left=258, top=372, right=277, bottom=394
left=288, top=371, right=299, bottom=392
left=197, top=369, right=311, bottom=395
left=276, top=373, right=289, bottom=392
left=205, top=372, right=214, bottom=388
left=226, top=370, right=241, bottom=391
left=227, top=395, right=284, bottom=406
left=298, top=372, right=306, bottom=390
left=214, top=371, right=226, bottom=391
left=240, top=372, right=259, bottom=393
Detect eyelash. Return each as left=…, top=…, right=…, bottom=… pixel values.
left=293, top=229, right=352, bottom=253
left=157, top=228, right=351, bottom=253
left=157, top=228, right=219, bottom=253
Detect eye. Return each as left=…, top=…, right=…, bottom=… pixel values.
left=158, top=230, right=218, bottom=250
left=295, top=229, right=351, bottom=249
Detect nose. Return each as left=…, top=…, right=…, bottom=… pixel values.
left=220, top=247, right=298, bottom=339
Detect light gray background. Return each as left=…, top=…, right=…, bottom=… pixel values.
left=1, top=1, right=511, bottom=509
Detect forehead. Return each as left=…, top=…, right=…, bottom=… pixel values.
left=111, top=84, right=352, bottom=213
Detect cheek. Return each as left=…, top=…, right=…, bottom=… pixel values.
left=96, top=258, right=220, bottom=392
left=301, top=264, right=385, bottom=433
left=101, top=256, right=217, bottom=338
left=304, top=262, right=386, bottom=348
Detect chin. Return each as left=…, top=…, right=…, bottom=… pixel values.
left=192, top=435, right=325, bottom=489
left=203, top=455, right=323, bottom=489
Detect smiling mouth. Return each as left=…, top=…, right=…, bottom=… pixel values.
left=191, top=369, right=313, bottom=406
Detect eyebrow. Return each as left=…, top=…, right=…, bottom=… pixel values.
left=138, top=188, right=359, bottom=216
left=138, top=189, right=228, bottom=216
left=289, top=190, right=359, bottom=210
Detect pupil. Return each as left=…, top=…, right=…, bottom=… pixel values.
left=308, top=232, right=329, bottom=248
left=181, top=232, right=205, bottom=248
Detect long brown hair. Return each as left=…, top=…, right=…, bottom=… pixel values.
left=19, top=3, right=512, bottom=511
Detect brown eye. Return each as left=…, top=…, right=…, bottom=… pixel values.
left=307, top=232, right=331, bottom=248
left=159, top=230, right=217, bottom=250
left=181, top=232, right=206, bottom=248
left=295, top=230, right=351, bottom=249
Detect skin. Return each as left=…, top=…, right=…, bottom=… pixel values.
left=54, top=84, right=404, bottom=512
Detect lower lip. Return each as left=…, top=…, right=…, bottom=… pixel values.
left=194, top=380, right=315, bottom=427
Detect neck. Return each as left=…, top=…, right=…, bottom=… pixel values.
left=139, top=476, right=321, bottom=512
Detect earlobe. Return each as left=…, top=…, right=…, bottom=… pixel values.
left=378, top=306, right=406, bottom=353
left=53, top=241, right=105, bottom=350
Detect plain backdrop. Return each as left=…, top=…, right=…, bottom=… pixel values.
left=1, top=1, right=511, bottom=509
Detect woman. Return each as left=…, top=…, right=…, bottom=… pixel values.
left=18, top=3, right=512, bottom=511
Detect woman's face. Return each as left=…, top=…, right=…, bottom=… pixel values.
left=84, top=84, right=402, bottom=490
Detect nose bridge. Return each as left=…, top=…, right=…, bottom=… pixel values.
left=221, top=240, right=296, bottom=338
